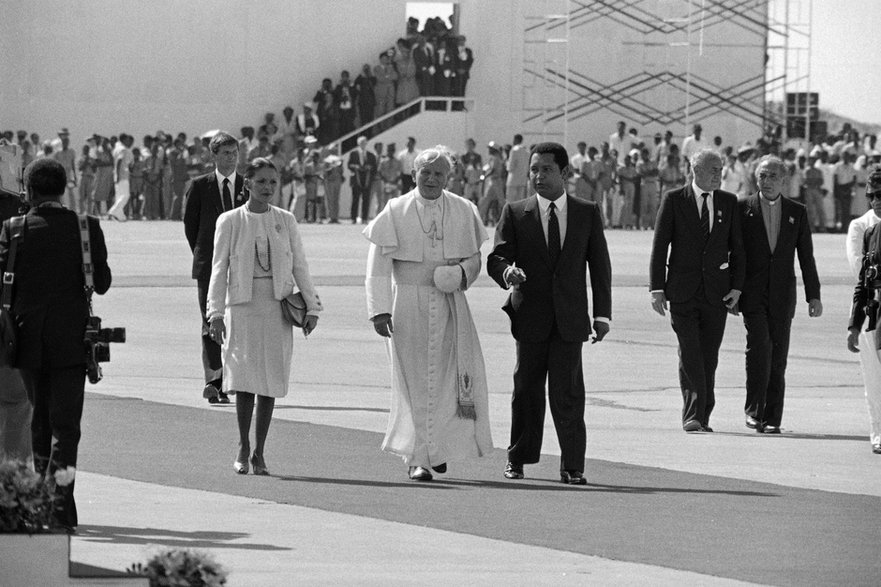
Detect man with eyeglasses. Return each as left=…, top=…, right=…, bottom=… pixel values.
left=846, top=167, right=881, bottom=454
left=737, top=155, right=821, bottom=434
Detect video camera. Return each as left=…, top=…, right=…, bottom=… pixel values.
left=84, top=315, right=126, bottom=384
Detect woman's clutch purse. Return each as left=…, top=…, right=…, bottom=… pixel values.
left=280, top=291, right=307, bottom=327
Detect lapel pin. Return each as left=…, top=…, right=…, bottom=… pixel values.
left=789, top=216, right=794, bottom=224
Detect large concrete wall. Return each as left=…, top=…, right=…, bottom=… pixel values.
left=1, top=0, right=767, bottom=153
left=0, top=1, right=408, bottom=142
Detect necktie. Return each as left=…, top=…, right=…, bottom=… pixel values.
left=548, top=202, right=561, bottom=267
left=699, top=192, right=710, bottom=240
left=222, top=178, right=233, bottom=212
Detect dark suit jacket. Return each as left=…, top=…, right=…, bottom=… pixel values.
left=183, top=172, right=246, bottom=282
left=0, top=207, right=111, bottom=369
left=347, top=150, right=377, bottom=188
left=649, top=185, right=745, bottom=306
left=738, top=194, right=820, bottom=318
left=850, top=222, right=881, bottom=331
left=487, top=195, right=612, bottom=343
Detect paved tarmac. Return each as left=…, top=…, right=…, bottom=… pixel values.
left=66, top=220, right=881, bottom=586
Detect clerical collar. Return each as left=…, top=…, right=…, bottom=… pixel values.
left=761, top=194, right=780, bottom=205
left=417, top=192, right=443, bottom=206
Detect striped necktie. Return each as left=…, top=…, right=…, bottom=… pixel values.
left=699, top=192, right=710, bottom=240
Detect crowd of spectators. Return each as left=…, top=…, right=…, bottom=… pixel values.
left=556, top=121, right=881, bottom=234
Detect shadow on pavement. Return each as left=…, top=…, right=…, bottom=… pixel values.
left=75, top=525, right=291, bottom=551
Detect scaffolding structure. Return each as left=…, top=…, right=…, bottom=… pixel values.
left=521, top=0, right=571, bottom=147
left=519, top=1, right=811, bottom=144
left=765, top=0, right=814, bottom=141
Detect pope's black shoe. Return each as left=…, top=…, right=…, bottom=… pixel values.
left=408, top=466, right=433, bottom=481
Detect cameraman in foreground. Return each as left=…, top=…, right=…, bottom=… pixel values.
left=0, top=158, right=111, bottom=531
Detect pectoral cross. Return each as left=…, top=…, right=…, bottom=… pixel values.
left=428, top=221, right=442, bottom=248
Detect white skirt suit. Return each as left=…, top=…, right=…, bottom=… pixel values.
left=207, top=205, right=321, bottom=397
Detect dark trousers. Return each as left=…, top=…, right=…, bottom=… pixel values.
left=350, top=182, right=371, bottom=221
left=508, top=325, right=586, bottom=472
left=670, top=297, right=728, bottom=427
left=197, top=279, right=222, bottom=386
left=20, top=365, right=86, bottom=528
left=743, top=310, right=792, bottom=427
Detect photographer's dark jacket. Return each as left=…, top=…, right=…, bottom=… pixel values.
left=850, top=221, right=881, bottom=337
left=0, top=207, right=111, bottom=369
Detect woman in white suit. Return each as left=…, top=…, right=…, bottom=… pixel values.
left=207, top=158, right=322, bottom=475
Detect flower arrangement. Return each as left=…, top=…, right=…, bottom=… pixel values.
left=127, top=548, right=227, bottom=587
left=0, top=459, right=55, bottom=533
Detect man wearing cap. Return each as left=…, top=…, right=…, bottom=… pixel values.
left=650, top=149, right=745, bottom=433
left=184, top=131, right=246, bottom=405
left=52, top=129, right=77, bottom=211
left=488, top=142, right=611, bottom=484
left=681, top=124, right=707, bottom=172
left=847, top=168, right=881, bottom=454
left=364, top=145, right=493, bottom=481
left=738, top=155, right=821, bottom=434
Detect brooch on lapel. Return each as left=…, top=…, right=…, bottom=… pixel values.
left=234, top=191, right=244, bottom=203
left=789, top=216, right=795, bottom=224
left=717, top=210, right=723, bottom=222
left=745, top=208, right=754, bottom=217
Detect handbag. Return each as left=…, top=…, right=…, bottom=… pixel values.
left=280, top=290, right=307, bottom=327
left=0, top=216, right=25, bottom=367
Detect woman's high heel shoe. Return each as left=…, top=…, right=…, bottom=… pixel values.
left=250, top=454, right=269, bottom=476
left=233, top=459, right=249, bottom=475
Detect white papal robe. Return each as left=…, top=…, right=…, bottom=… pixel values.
left=364, top=189, right=494, bottom=467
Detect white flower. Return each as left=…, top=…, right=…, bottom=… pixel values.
left=53, top=466, right=76, bottom=487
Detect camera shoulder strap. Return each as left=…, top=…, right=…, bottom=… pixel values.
left=1, top=216, right=26, bottom=311
left=77, top=214, right=95, bottom=312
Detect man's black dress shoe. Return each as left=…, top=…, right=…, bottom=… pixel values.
left=204, top=383, right=219, bottom=404
left=872, top=443, right=881, bottom=454
left=504, top=462, right=524, bottom=479
left=763, top=425, right=781, bottom=434
left=431, top=463, right=447, bottom=474
left=702, top=426, right=714, bottom=433
left=408, top=466, right=433, bottom=481
left=560, top=470, right=587, bottom=485
left=683, top=420, right=702, bottom=433
left=745, top=415, right=759, bottom=429
left=217, top=391, right=231, bottom=404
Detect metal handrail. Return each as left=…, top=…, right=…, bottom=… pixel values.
left=331, top=96, right=474, bottom=156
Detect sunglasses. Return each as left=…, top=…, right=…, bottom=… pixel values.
left=868, top=190, right=881, bottom=200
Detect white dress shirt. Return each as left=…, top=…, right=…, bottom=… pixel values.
left=536, top=192, right=568, bottom=246
left=691, top=179, right=715, bottom=230
left=215, top=169, right=238, bottom=211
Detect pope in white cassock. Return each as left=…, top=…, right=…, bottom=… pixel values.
left=364, top=146, right=494, bottom=481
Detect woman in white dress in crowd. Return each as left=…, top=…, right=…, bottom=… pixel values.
left=207, top=158, right=322, bottom=475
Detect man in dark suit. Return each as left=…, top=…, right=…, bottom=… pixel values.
left=184, top=131, right=246, bottom=404
left=650, top=148, right=745, bottom=433
left=739, top=155, right=821, bottom=433
left=0, top=158, right=111, bottom=530
left=488, top=142, right=612, bottom=485
left=347, top=135, right=377, bottom=224
left=0, top=186, right=29, bottom=463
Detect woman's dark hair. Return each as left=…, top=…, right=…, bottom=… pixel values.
left=530, top=142, right=569, bottom=172
left=244, top=157, right=278, bottom=179
left=24, top=158, right=67, bottom=197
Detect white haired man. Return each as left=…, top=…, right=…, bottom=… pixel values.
left=363, top=145, right=493, bottom=481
